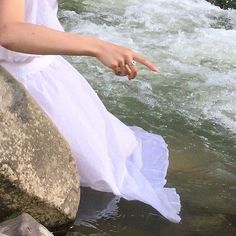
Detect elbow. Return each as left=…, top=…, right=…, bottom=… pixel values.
left=0, top=23, right=16, bottom=50
left=0, top=24, right=8, bottom=48
left=0, top=26, right=5, bottom=47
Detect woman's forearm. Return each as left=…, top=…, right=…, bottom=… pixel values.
left=0, top=22, right=103, bottom=57
left=0, top=0, right=159, bottom=80
left=0, top=21, right=158, bottom=80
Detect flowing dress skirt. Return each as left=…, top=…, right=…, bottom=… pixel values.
left=2, top=55, right=181, bottom=222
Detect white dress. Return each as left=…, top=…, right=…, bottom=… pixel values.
left=0, top=0, right=181, bottom=223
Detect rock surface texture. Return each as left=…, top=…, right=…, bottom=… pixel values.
left=0, top=66, right=80, bottom=227
left=0, top=213, right=53, bottom=236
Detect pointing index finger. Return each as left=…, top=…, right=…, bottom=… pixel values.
left=133, top=53, right=159, bottom=72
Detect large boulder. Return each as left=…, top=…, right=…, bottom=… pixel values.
left=0, top=65, right=80, bottom=227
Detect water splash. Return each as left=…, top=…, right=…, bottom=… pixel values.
left=59, top=0, right=236, bottom=133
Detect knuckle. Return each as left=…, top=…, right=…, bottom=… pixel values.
left=124, top=49, right=132, bottom=58
left=110, top=62, right=118, bottom=69
left=118, top=58, right=125, bottom=66
left=142, top=58, right=148, bottom=63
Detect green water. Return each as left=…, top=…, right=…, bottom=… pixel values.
left=57, top=0, right=236, bottom=235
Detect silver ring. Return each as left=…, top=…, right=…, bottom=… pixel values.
left=127, top=60, right=136, bottom=66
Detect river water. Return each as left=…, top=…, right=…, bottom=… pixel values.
left=58, top=0, right=236, bottom=235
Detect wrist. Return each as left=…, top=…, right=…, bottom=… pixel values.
left=90, top=37, right=105, bottom=58
left=79, top=35, right=104, bottom=57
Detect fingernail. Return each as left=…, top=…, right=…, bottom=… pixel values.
left=154, top=67, right=160, bottom=72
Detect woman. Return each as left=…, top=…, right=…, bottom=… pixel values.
left=0, top=0, right=181, bottom=222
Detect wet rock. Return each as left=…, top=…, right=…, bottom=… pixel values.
left=0, top=213, right=53, bottom=236
left=0, top=66, right=80, bottom=227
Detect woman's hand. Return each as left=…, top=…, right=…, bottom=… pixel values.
left=95, top=40, right=159, bottom=80
left=0, top=0, right=158, bottom=80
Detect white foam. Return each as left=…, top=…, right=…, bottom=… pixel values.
left=59, top=0, right=236, bottom=132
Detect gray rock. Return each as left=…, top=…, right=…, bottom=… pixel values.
left=0, top=213, right=53, bottom=236
left=0, top=66, right=80, bottom=227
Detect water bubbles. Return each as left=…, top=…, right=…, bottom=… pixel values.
left=59, top=0, right=236, bottom=133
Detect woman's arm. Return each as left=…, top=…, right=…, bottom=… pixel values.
left=0, top=0, right=158, bottom=80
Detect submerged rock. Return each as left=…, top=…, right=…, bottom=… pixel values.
left=0, top=66, right=80, bottom=227
left=0, top=213, right=53, bottom=236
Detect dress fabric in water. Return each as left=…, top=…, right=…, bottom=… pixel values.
left=0, top=0, right=181, bottom=222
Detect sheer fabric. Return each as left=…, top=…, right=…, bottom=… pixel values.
left=0, top=0, right=181, bottom=222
